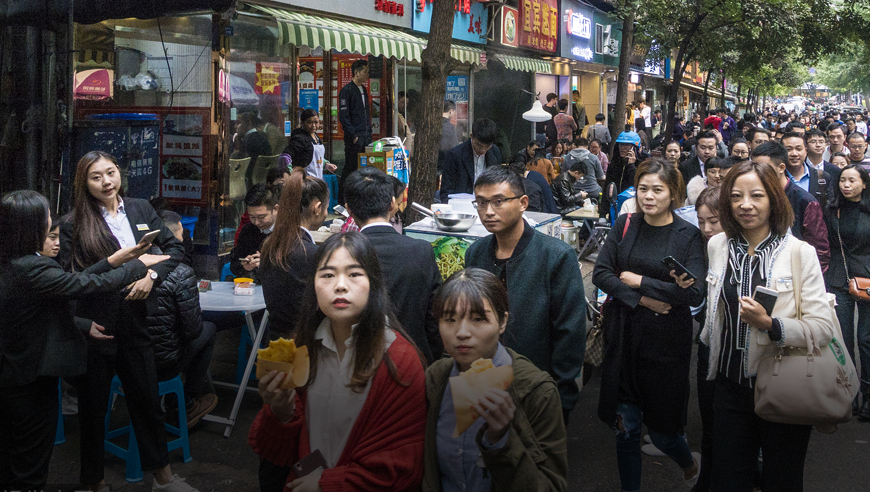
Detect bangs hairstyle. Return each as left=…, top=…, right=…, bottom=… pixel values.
left=633, top=158, right=686, bottom=211
left=432, top=268, right=509, bottom=327
left=718, top=160, right=794, bottom=239
left=294, top=232, right=423, bottom=392
left=71, top=150, right=124, bottom=270
left=695, top=185, right=721, bottom=216
left=829, top=164, right=870, bottom=213
left=0, top=190, right=50, bottom=261
left=260, top=170, right=329, bottom=271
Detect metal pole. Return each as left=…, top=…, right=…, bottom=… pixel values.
left=25, top=27, right=40, bottom=191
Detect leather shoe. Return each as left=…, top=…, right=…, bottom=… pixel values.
left=854, top=395, right=861, bottom=415
left=858, top=394, right=870, bottom=421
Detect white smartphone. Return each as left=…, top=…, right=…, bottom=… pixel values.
left=137, top=229, right=161, bottom=248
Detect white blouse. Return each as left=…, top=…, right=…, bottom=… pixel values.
left=306, top=318, right=396, bottom=468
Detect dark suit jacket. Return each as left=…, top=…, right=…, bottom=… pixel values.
left=58, top=197, right=185, bottom=350
left=338, top=81, right=372, bottom=144
left=0, top=255, right=147, bottom=387
left=678, top=153, right=703, bottom=185
left=259, top=233, right=319, bottom=338
left=440, top=139, right=502, bottom=198
left=360, top=225, right=442, bottom=363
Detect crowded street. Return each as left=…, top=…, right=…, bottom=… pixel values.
left=3, top=1, right=870, bottom=492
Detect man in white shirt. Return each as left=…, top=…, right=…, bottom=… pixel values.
left=855, top=114, right=868, bottom=136
left=638, top=100, right=652, bottom=129
left=822, top=123, right=847, bottom=162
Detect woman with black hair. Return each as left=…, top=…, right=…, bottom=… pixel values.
left=250, top=232, right=427, bottom=492
left=422, top=268, right=568, bottom=491
left=824, top=164, right=870, bottom=419
left=285, top=109, right=336, bottom=179
left=259, top=170, right=330, bottom=337
left=57, top=150, right=192, bottom=492
left=0, top=190, right=167, bottom=491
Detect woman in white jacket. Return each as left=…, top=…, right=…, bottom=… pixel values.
left=701, top=160, right=835, bottom=492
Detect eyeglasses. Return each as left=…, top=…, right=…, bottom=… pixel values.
left=732, top=150, right=749, bottom=157
left=472, top=196, right=521, bottom=210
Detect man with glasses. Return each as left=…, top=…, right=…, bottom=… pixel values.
left=804, top=128, right=841, bottom=181
left=439, top=118, right=501, bottom=199
left=464, top=166, right=586, bottom=426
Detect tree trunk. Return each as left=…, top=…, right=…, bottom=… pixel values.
left=404, top=0, right=456, bottom=222
left=701, top=70, right=711, bottom=115
left=661, top=13, right=706, bottom=146
left=609, top=0, right=635, bottom=151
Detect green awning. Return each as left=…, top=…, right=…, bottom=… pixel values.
left=252, top=5, right=427, bottom=62
left=451, top=45, right=484, bottom=66
left=496, top=53, right=552, bottom=73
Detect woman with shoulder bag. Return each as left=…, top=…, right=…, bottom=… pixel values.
left=824, top=164, right=870, bottom=420
left=701, top=160, right=836, bottom=492
left=593, top=158, right=707, bottom=491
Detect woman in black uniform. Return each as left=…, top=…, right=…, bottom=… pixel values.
left=593, top=158, right=707, bottom=491
left=58, top=151, right=195, bottom=492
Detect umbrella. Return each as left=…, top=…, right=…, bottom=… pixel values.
left=74, top=69, right=114, bottom=100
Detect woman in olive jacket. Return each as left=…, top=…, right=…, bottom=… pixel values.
left=422, top=269, right=568, bottom=492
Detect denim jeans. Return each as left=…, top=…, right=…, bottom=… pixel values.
left=614, top=402, right=694, bottom=492
left=833, top=288, right=870, bottom=391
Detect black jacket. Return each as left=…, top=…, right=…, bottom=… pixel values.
left=230, top=222, right=271, bottom=282
left=527, top=170, right=559, bottom=214
left=824, top=203, right=870, bottom=289
left=338, top=81, right=372, bottom=144
left=360, top=225, right=443, bottom=363
left=259, top=233, right=319, bottom=337
left=440, top=139, right=502, bottom=198
left=147, top=262, right=202, bottom=378
left=551, top=172, right=585, bottom=214
left=604, top=153, right=641, bottom=205
left=523, top=177, right=543, bottom=212
left=0, top=255, right=147, bottom=387
left=58, top=197, right=185, bottom=350
left=678, top=153, right=704, bottom=184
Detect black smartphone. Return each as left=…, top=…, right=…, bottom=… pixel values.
left=753, top=286, right=779, bottom=315
left=661, top=256, right=696, bottom=282
left=293, top=449, right=327, bottom=478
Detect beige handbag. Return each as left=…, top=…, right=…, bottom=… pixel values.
left=753, top=241, right=856, bottom=431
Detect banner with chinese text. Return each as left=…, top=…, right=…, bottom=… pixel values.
left=519, top=0, right=558, bottom=53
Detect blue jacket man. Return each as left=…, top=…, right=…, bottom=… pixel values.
left=337, top=59, right=372, bottom=204
left=464, top=166, right=586, bottom=424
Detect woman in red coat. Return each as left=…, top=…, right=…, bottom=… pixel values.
left=249, top=232, right=427, bottom=492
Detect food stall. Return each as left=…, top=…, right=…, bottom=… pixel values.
left=404, top=212, right=562, bottom=281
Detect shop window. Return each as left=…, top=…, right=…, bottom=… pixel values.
left=595, top=24, right=604, bottom=54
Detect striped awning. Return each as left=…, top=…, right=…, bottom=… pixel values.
left=252, top=5, right=427, bottom=62
left=451, top=45, right=484, bottom=66
left=496, top=54, right=552, bottom=73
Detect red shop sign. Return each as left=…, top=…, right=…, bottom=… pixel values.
left=519, top=0, right=558, bottom=53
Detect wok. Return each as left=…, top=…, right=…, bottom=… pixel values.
left=411, top=202, right=477, bottom=232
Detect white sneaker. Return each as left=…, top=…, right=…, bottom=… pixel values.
left=641, top=443, right=667, bottom=456
left=684, top=452, right=702, bottom=487
left=152, top=474, right=200, bottom=492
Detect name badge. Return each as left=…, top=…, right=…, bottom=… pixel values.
left=136, top=224, right=150, bottom=231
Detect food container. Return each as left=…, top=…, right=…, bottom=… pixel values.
left=233, top=277, right=255, bottom=296
left=411, top=202, right=476, bottom=232
left=561, top=222, right=579, bottom=250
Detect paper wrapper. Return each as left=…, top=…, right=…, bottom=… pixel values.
left=450, top=365, right=514, bottom=437
left=255, top=345, right=310, bottom=389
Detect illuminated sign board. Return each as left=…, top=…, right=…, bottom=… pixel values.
left=566, top=10, right=591, bottom=39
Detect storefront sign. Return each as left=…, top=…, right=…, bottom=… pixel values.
left=412, top=0, right=487, bottom=45
left=272, top=0, right=412, bottom=29
left=572, top=47, right=593, bottom=60
left=519, top=0, right=558, bottom=53
left=161, top=113, right=206, bottom=201
left=501, top=6, right=519, bottom=48
left=300, top=89, right=319, bottom=111
left=255, top=63, right=283, bottom=95
left=566, top=10, right=591, bottom=39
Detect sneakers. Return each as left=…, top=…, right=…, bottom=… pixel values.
left=186, top=394, right=218, bottom=427
left=641, top=443, right=666, bottom=457
left=61, top=393, right=79, bottom=415
left=858, top=394, right=870, bottom=421
left=152, top=474, right=199, bottom=492
left=684, top=452, right=702, bottom=488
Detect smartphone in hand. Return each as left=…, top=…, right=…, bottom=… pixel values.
left=661, top=256, right=696, bottom=282
left=753, top=286, right=779, bottom=315
left=293, top=449, right=327, bottom=478
left=137, top=229, right=161, bottom=248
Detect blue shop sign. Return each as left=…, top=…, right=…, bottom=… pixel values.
left=412, top=0, right=487, bottom=45
left=560, top=2, right=594, bottom=61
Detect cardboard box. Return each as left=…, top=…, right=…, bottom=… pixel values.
left=359, top=152, right=392, bottom=174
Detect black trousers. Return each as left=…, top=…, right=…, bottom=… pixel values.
left=712, top=377, right=812, bottom=492
left=695, top=343, right=715, bottom=492
left=259, top=458, right=293, bottom=492
left=72, top=343, right=169, bottom=484
left=338, top=138, right=366, bottom=205
left=0, top=376, right=57, bottom=491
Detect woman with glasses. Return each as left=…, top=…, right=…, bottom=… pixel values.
left=729, top=138, right=751, bottom=159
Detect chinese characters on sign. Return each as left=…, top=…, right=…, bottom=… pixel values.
left=375, top=0, right=405, bottom=16
left=566, top=10, right=591, bottom=39
left=162, top=113, right=205, bottom=201
left=572, top=47, right=593, bottom=60
left=520, top=0, right=558, bottom=53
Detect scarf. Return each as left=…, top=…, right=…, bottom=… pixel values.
left=727, top=232, right=786, bottom=350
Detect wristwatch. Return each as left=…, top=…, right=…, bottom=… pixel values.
left=149, top=270, right=159, bottom=281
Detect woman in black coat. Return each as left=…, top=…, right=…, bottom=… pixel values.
left=0, top=190, right=166, bottom=491
left=58, top=151, right=189, bottom=491
left=824, top=164, right=870, bottom=419
left=592, top=158, right=707, bottom=491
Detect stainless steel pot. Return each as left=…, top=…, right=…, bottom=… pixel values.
left=411, top=202, right=477, bottom=232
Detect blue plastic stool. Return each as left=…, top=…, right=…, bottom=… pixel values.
left=104, top=375, right=192, bottom=483
left=179, top=215, right=197, bottom=239
left=220, top=262, right=234, bottom=282
left=55, top=378, right=65, bottom=445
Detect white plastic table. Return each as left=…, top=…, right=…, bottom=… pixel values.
left=198, top=282, right=269, bottom=437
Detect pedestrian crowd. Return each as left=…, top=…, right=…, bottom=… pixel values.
left=2, top=99, right=869, bottom=492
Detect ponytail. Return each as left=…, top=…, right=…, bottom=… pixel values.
left=261, top=169, right=305, bottom=271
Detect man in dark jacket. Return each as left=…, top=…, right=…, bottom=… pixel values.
left=782, top=131, right=834, bottom=208
left=752, top=142, right=830, bottom=271
left=440, top=118, right=502, bottom=198
left=440, top=99, right=460, bottom=151
left=345, top=167, right=443, bottom=363
left=514, top=140, right=540, bottom=166
left=229, top=184, right=279, bottom=282
left=150, top=211, right=217, bottom=427
left=338, top=59, right=372, bottom=204
left=551, top=160, right=591, bottom=214
left=679, top=130, right=719, bottom=184
left=465, top=166, right=586, bottom=424
left=234, top=111, right=273, bottom=187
